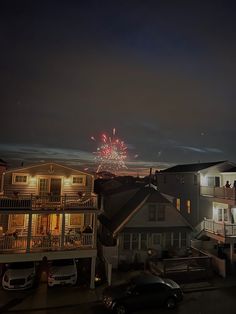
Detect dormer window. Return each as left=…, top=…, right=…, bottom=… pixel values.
left=12, top=173, right=28, bottom=185
left=72, top=175, right=86, bottom=186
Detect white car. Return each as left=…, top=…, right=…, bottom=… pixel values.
left=2, top=262, right=36, bottom=290
left=48, top=259, right=77, bottom=287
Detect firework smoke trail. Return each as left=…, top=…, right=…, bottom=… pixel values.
left=91, top=129, right=128, bottom=173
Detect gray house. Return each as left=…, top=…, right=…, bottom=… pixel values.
left=99, top=185, right=192, bottom=269
left=155, top=160, right=236, bottom=276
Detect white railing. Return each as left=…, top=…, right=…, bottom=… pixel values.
left=200, top=186, right=236, bottom=200
left=0, top=233, right=94, bottom=253
left=201, top=218, right=236, bottom=237
left=0, top=194, right=98, bottom=210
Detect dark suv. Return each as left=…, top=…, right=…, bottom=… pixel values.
left=103, top=274, right=183, bottom=314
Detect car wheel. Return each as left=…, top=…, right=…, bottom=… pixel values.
left=166, top=297, right=177, bottom=309
left=115, top=304, right=128, bottom=314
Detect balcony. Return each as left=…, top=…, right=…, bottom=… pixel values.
left=0, top=194, right=98, bottom=211
left=202, top=218, right=236, bottom=237
left=200, top=186, right=236, bottom=200
left=0, top=233, right=94, bottom=253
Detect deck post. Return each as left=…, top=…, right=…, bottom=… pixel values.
left=26, top=213, right=33, bottom=253
left=90, top=255, right=96, bottom=289
left=230, top=242, right=234, bottom=265
left=60, top=212, right=65, bottom=248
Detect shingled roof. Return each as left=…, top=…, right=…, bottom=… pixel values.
left=160, top=161, right=226, bottom=173
left=99, top=186, right=171, bottom=235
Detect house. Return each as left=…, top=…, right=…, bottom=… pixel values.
left=98, top=185, right=192, bottom=270
left=0, top=162, right=100, bottom=288
left=155, top=160, right=236, bottom=276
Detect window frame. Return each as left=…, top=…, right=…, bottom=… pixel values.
left=71, top=175, right=86, bottom=186
left=12, top=173, right=29, bottom=185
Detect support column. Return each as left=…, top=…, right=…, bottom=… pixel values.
left=92, top=213, right=97, bottom=249
left=61, top=213, right=65, bottom=248
left=230, top=242, right=234, bottom=265
left=26, top=213, right=32, bottom=253
left=90, top=256, right=96, bottom=289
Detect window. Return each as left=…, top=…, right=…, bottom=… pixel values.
left=157, top=204, right=165, bottom=221
left=165, top=232, right=172, bottom=247
left=181, top=231, right=187, bottom=247
left=123, top=233, right=131, bottom=250
left=176, top=198, right=181, bottom=211
left=187, top=200, right=191, bottom=214
left=141, top=233, right=147, bottom=250
left=72, top=175, right=86, bottom=186
left=152, top=233, right=162, bottom=245
left=173, top=232, right=179, bottom=248
left=148, top=204, right=156, bottom=221
left=131, top=233, right=139, bottom=250
left=207, top=176, right=215, bottom=187
left=218, top=208, right=223, bottom=222
left=149, top=204, right=165, bottom=221
left=12, top=173, right=28, bottom=185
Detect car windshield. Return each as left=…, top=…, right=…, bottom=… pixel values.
left=8, top=262, right=34, bottom=269
left=51, top=259, right=74, bottom=266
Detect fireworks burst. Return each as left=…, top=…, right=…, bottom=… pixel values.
left=91, top=128, right=128, bottom=173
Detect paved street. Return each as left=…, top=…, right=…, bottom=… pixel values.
left=1, top=285, right=236, bottom=314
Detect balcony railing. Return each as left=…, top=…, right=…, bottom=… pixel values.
left=202, top=218, right=236, bottom=237
left=200, top=186, right=236, bottom=200
left=0, top=194, right=98, bottom=210
left=0, top=233, right=94, bottom=253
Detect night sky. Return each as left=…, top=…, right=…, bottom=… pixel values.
left=1, top=1, right=236, bottom=174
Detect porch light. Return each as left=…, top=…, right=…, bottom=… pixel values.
left=64, top=178, right=71, bottom=186
left=29, top=176, right=37, bottom=186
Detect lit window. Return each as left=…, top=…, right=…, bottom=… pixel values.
left=12, top=173, right=28, bottom=185
left=187, top=200, right=191, bottom=214
left=72, top=176, right=86, bottom=186
left=176, top=198, right=181, bottom=211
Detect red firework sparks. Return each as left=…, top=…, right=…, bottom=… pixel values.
left=91, top=128, right=128, bottom=172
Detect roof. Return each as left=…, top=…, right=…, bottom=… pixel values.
left=5, top=162, right=94, bottom=176
left=0, top=159, right=7, bottom=165
left=160, top=161, right=226, bottom=173
left=99, top=186, right=174, bottom=235
left=222, top=167, right=236, bottom=173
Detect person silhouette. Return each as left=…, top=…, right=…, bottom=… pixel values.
left=225, top=181, right=231, bottom=188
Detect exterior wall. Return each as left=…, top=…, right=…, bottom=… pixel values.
left=126, top=202, right=190, bottom=228
left=156, top=172, right=199, bottom=226
left=117, top=228, right=191, bottom=265
left=3, top=163, right=94, bottom=196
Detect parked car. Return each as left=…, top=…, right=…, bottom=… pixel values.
left=48, top=259, right=77, bottom=287
left=103, top=274, right=183, bottom=313
left=2, top=262, right=36, bottom=290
